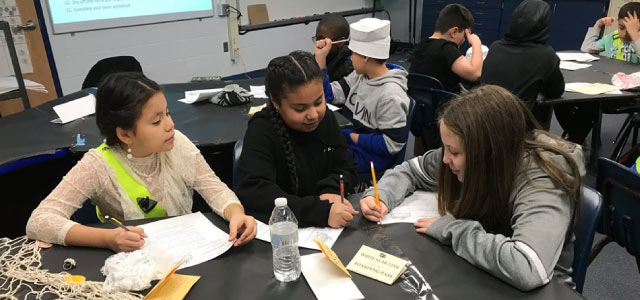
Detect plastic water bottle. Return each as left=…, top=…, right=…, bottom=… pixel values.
left=269, top=197, right=301, bottom=282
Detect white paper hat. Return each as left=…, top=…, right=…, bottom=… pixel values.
left=348, top=18, right=391, bottom=59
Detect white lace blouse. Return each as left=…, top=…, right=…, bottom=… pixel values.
left=26, top=130, right=241, bottom=245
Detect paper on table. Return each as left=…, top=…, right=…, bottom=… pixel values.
left=302, top=253, right=364, bottom=300
left=139, top=212, right=233, bottom=269
left=556, top=52, right=599, bottom=62
left=248, top=103, right=266, bottom=116
left=381, top=191, right=439, bottom=225
left=565, top=82, right=621, bottom=95
left=327, top=103, right=341, bottom=111
left=255, top=219, right=343, bottom=250
left=51, top=94, right=96, bottom=124
left=250, top=85, right=268, bottom=98
left=559, top=61, right=592, bottom=71
left=177, top=88, right=223, bottom=104
left=145, top=273, right=200, bottom=300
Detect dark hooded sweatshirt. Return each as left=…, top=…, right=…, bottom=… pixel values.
left=326, top=45, right=354, bottom=82
left=481, top=0, right=564, bottom=128
left=236, top=106, right=359, bottom=227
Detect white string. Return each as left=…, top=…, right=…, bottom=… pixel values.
left=0, top=236, right=143, bottom=299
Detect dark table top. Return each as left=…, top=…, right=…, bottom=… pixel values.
left=549, top=52, right=640, bottom=105
left=34, top=195, right=584, bottom=300
left=0, top=79, right=351, bottom=166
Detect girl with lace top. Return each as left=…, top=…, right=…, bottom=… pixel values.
left=236, top=51, right=360, bottom=228
left=26, top=72, right=256, bottom=252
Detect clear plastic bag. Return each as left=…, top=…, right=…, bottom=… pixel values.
left=100, top=245, right=174, bottom=293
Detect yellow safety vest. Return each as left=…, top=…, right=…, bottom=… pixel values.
left=95, top=142, right=168, bottom=222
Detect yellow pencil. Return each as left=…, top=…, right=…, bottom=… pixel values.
left=370, top=161, right=381, bottom=208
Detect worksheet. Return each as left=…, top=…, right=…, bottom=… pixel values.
left=140, top=212, right=233, bottom=269
left=255, top=220, right=344, bottom=250
left=381, top=191, right=439, bottom=225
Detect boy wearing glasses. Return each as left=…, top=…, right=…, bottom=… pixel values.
left=314, top=14, right=353, bottom=81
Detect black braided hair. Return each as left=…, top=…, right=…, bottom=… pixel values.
left=264, top=50, right=323, bottom=194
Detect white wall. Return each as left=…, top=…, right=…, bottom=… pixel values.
left=381, top=0, right=423, bottom=43
left=40, top=0, right=369, bottom=94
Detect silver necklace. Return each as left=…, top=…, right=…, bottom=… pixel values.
left=128, top=153, right=160, bottom=182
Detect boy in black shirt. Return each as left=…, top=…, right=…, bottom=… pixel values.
left=409, top=3, right=482, bottom=93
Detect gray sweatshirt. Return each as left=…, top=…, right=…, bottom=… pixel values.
left=363, top=134, right=586, bottom=291
left=581, top=26, right=640, bottom=63
left=330, top=68, right=410, bottom=154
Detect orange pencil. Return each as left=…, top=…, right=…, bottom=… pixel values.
left=370, top=161, right=381, bottom=208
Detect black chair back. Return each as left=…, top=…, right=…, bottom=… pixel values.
left=595, top=157, right=640, bottom=273
left=81, top=56, right=143, bottom=89
left=572, top=185, right=603, bottom=293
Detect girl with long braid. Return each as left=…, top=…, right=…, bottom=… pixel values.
left=236, top=51, right=360, bottom=228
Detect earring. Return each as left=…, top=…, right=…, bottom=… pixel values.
left=127, top=146, right=133, bottom=159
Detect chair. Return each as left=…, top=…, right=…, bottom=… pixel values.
left=591, top=157, right=640, bottom=275
left=572, top=185, right=603, bottom=294
left=608, top=103, right=640, bottom=161
left=232, top=139, right=243, bottom=190
left=81, top=56, right=143, bottom=89
left=407, top=73, right=457, bottom=155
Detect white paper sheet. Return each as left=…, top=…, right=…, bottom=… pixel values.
left=139, top=212, right=233, bottom=270
left=559, top=61, right=592, bottom=71
left=249, top=85, right=268, bottom=98
left=255, top=220, right=343, bottom=250
left=301, top=253, right=364, bottom=300
left=177, top=88, right=223, bottom=104
left=556, top=52, right=600, bottom=62
left=51, top=94, right=96, bottom=124
left=327, top=103, right=341, bottom=111
left=0, top=76, right=47, bottom=94
left=381, top=191, right=439, bottom=225
left=565, top=82, right=622, bottom=95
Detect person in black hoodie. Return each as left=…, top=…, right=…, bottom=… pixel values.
left=314, top=14, right=354, bottom=82
left=236, top=50, right=359, bottom=228
left=481, top=0, right=564, bottom=130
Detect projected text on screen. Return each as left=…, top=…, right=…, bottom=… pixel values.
left=47, top=0, right=213, bottom=34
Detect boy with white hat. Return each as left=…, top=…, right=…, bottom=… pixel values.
left=315, top=17, right=410, bottom=173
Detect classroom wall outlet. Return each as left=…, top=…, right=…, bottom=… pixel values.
left=215, top=3, right=229, bottom=16
left=223, top=42, right=229, bottom=52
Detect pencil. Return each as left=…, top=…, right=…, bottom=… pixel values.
left=331, top=38, right=350, bottom=44
left=370, top=161, right=381, bottom=208
left=104, top=215, right=129, bottom=231
left=340, top=174, right=345, bottom=204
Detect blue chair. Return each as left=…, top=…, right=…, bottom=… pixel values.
left=407, top=73, right=457, bottom=154
left=592, top=157, right=640, bottom=274
left=232, top=139, right=243, bottom=190
left=572, top=185, right=603, bottom=294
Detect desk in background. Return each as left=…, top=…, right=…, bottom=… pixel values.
left=550, top=54, right=640, bottom=167
left=28, top=195, right=584, bottom=300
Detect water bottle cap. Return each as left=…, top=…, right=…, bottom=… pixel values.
left=274, top=197, right=287, bottom=206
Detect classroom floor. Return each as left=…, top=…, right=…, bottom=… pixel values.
left=390, top=49, right=640, bottom=299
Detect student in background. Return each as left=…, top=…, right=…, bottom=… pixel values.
left=236, top=51, right=359, bottom=228
left=409, top=3, right=483, bottom=93
left=314, top=14, right=354, bottom=82
left=26, top=72, right=257, bottom=252
left=481, top=0, right=564, bottom=130
left=360, top=85, right=585, bottom=291
left=315, top=17, right=410, bottom=173
left=581, top=2, right=640, bottom=62
left=559, top=2, right=640, bottom=144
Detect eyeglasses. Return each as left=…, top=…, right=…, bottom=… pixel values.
left=311, top=36, right=349, bottom=44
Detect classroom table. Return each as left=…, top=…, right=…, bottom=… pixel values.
left=551, top=52, right=640, bottom=167
left=0, top=79, right=352, bottom=166
left=27, top=195, right=585, bottom=300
